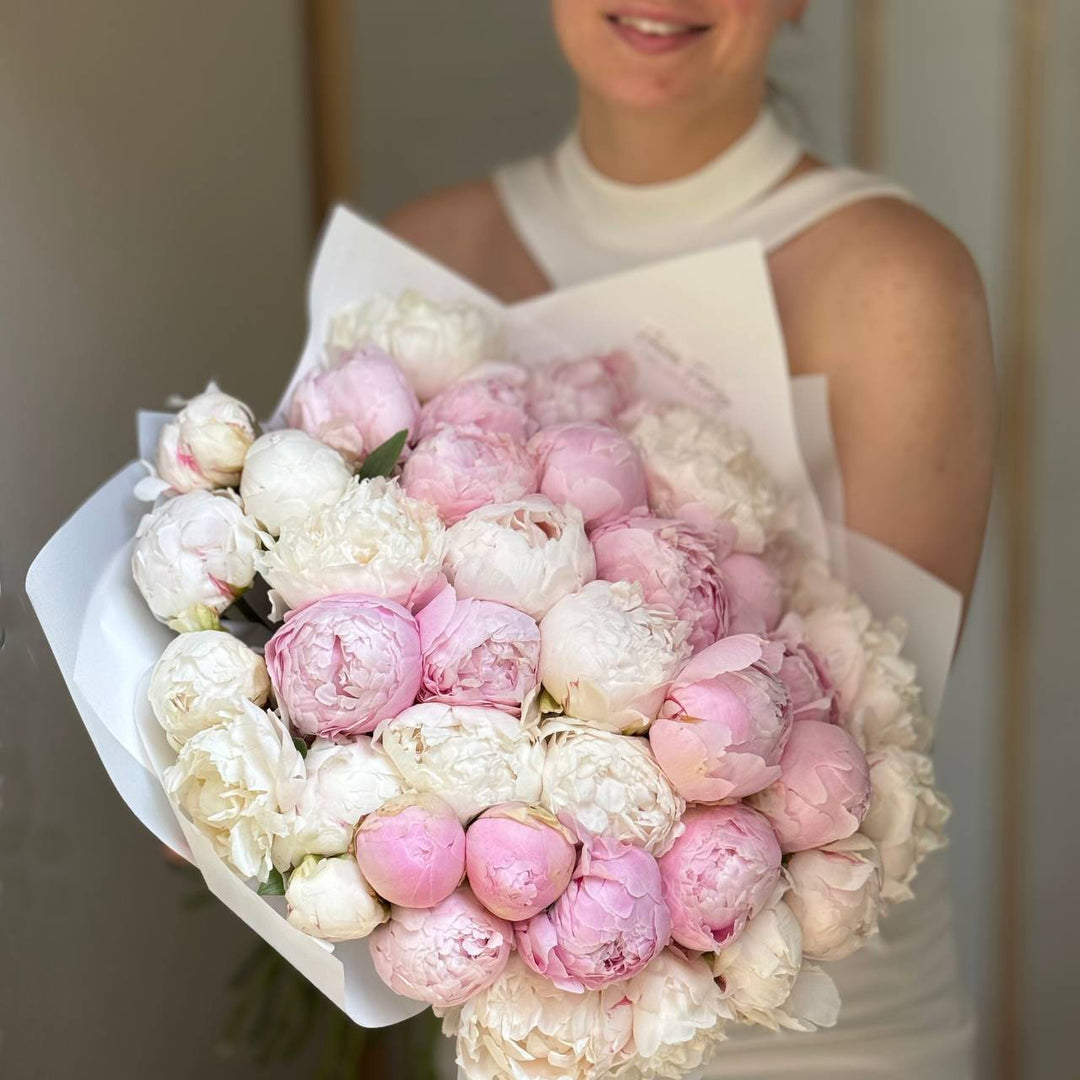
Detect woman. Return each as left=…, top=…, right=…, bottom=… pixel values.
left=388, top=3, right=994, bottom=1077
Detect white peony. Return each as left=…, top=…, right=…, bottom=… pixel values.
left=151, top=384, right=257, bottom=495
left=328, top=289, right=499, bottom=401
left=255, top=476, right=445, bottom=615
left=376, top=703, right=544, bottom=823
left=711, top=899, right=840, bottom=1033
left=272, top=736, right=404, bottom=870
left=540, top=719, right=685, bottom=856
left=148, top=630, right=270, bottom=750
left=163, top=700, right=305, bottom=881
left=239, top=429, right=352, bottom=536
left=443, top=496, right=596, bottom=619
left=622, top=403, right=790, bottom=553
left=786, top=833, right=883, bottom=961
left=539, top=580, right=691, bottom=734
left=861, top=746, right=950, bottom=904
left=612, top=949, right=728, bottom=1080
left=132, top=489, right=261, bottom=632
left=285, top=854, right=388, bottom=940
left=442, top=953, right=633, bottom=1080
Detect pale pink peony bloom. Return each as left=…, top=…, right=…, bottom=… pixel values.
left=771, top=613, right=840, bottom=724
left=264, top=593, right=421, bottom=740
left=748, top=720, right=871, bottom=853
left=720, top=553, right=783, bottom=635
left=401, top=425, right=538, bottom=525
left=528, top=351, right=637, bottom=429
left=369, top=887, right=511, bottom=1007
left=515, top=835, right=670, bottom=992
left=592, top=514, right=730, bottom=652
left=287, top=345, right=420, bottom=464
left=658, top=804, right=782, bottom=952
left=415, top=585, right=540, bottom=715
left=465, top=803, right=577, bottom=921
left=353, top=793, right=466, bottom=908
left=528, top=422, right=647, bottom=531
left=416, top=367, right=535, bottom=442
left=651, top=634, right=792, bottom=802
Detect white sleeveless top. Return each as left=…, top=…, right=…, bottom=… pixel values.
left=492, top=113, right=976, bottom=1079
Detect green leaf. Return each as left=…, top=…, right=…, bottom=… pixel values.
left=356, top=428, right=409, bottom=480
left=257, top=868, right=286, bottom=896
left=292, top=735, right=309, bottom=758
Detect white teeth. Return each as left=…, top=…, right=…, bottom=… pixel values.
left=614, top=15, right=693, bottom=36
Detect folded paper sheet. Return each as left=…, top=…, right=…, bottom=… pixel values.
left=26, top=205, right=960, bottom=1030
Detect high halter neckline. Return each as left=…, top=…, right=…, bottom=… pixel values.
left=551, top=108, right=805, bottom=256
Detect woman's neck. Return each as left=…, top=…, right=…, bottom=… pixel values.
left=577, top=87, right=765, bottom=185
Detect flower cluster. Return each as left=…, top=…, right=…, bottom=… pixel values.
left=136, top=291, right=950, bottom=1080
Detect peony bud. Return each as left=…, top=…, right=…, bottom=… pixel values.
left=148, top=629, right=270, bottom=750
left=239, top=429, right=352, bottom=537
left=443, top=496, right=595, bottom=619
left=416, top=366, right=535, bottom=442
left=401, top=425, right=539, bottom=525
left=771, top=613, right=840, bottom=725
left=528, top=351, right=637, bottom=429
left=132, top=490, right=260, bottom=632
left=720, top=552, right=783, bottom=635
left=285, top=854, right=388, bottom=941
left=154, top=385, right=256, bottom=494
left=539, top=580, right=691, bottom=734
left=658, top=804, right=782, bottom=952
left=465, top=802, right=576, bottom=921
left=353, top=793, right=466, bottom=908
left=264, top=593, right=422, bottom=740
left=651, top=634, right=792, bottom=802
left=748, top=719, right=871, bottom=853
left=528, top=422, right=647, bottom=530
left=516, top=835, right=670, bottom=991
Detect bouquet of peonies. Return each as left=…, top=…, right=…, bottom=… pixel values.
left=28, top=209, right=961, bottom=1080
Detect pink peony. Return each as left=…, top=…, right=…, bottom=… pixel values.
left=514, top=835, right=670, bottom=992
left=592, top=514, right=729, bottom=652
left=369, top=887, right=511, bottom=1007
left=416, top=585, right=540, bottom=715
left=528, top=422, right=647, bottom=531
left=415, top=367, right=535, bottom=443
left=353, top=793, right=466, bottom=908
left=401, top=425, right=538, bottom=524
left=720, top=553, right=783, bottom=635
left=287, top=345, right=420, bottom=464
left=658, top=804, right=782, bottom=952
left=748, top=720, right=871, bottom=853
left=465, top=803, right=577, bottom=921
left=528, top=351, right=637, bottom=428
left=264, top=593, right=421, bottom=740
left=771, top=613, right=840, bottom=724
left=650, top=634, right=792, bottom=801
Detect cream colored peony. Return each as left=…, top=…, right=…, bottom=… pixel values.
left=285, top=855, right=387, bottom=940
left=538, top=580, right=691, bottom=734
left=540, top=719, right=684, bottom=856
left=255, top=476, right=445, bottom=615
left=376, top=703, right=544, bottom=822
left=163, top=701, right=305, bottom=881
left=622, top=403, right=790, bottom=553
left=328, top=289, right=499, bottom=401
left=148, top=630, right=270, bottom=750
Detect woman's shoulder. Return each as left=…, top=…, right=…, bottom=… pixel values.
left=383, top=179, right=547, bottom=300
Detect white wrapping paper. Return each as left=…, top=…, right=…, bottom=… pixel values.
left=26, top=206, right=959, bottom=1031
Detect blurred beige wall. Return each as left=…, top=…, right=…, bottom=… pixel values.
left=0, top=2, right=315, bottom=1076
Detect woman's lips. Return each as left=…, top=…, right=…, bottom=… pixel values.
left=605, top=12, right=711, bottom=56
